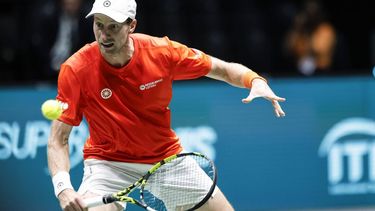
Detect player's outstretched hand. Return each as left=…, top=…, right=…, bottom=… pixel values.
left=242, top=78, right=286, bottom=117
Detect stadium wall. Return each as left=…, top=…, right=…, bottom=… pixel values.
left=0, top=76, right=374, bottom=210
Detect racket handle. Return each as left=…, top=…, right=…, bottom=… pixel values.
left=84, top=196, right=105, bottom=207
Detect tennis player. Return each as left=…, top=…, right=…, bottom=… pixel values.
left=47, top=0, right=286, bottom=210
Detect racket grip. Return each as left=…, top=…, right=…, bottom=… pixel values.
left=84, top=196, right=105, bottom=208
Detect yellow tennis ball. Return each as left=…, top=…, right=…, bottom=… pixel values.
left=41, top=99, right=62, bottom=120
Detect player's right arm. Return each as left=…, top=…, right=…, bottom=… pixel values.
left=47, top=120, right=86, bottom=211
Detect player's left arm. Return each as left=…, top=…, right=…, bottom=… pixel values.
left=206, top=56, right=286, bottom=117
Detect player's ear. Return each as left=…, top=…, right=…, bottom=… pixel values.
left=129, top=19, right=137, bottom=33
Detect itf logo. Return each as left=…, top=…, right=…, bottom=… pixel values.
left=319, top=118, right=375, bottom=195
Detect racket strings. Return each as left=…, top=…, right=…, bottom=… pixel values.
left=141, top=155, right=215, bottom=211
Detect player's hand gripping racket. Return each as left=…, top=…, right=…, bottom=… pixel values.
left=84, top=152, right=217, bottom=211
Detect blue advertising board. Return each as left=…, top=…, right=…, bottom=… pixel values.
left=0, top=76, right=375, bottom=210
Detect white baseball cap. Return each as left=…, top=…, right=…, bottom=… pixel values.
left=86, top=0, right=137, bottom=23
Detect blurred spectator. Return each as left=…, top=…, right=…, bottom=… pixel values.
left=283, top=0, right=349, bottom=76
left=31, top=0, right=94, bottom=81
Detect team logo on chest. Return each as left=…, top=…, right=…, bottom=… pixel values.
left=101, top=88, right=112, bottom=99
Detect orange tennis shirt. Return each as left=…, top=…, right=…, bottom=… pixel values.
left=56, top=33, right=212, bottom=163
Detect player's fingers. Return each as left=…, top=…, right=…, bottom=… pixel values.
left=61, top=203, right=75, bottom=211
left=272, top=100, right=285, bottom=117
left=242, top=92, right=260, bottom=103
left=274, top=109, right=280, bottom=117
left=275, top=109, right=285, bottom=117
left=242, top=96, right=256, bottom=103
left=69, top=201, right=84, bottom=211
left=63, top=205, right=74, bottom=211
left=75, top=198, right=87, bottom=211
left=267, top=95, right=286, bottom=102
left=242, top=97, right=251, bottom=103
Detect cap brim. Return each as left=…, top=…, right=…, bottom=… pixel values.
left=85, top=8, right=129, bottom=23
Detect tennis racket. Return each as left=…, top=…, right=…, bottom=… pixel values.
left=84, top=152, right=217, bottom=211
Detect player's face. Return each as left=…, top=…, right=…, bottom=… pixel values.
left=93, top=14, right=134, bottom=56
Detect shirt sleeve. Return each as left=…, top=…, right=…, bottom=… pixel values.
left=56, top=64, right=83, bottom=126
left=168, top=39, right=212, bottom=80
